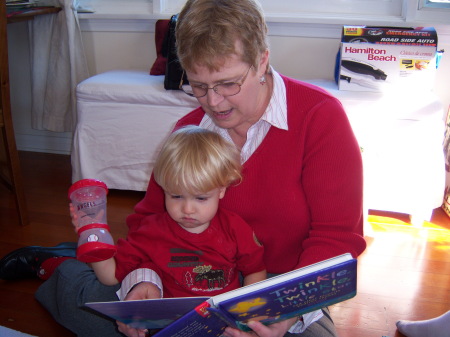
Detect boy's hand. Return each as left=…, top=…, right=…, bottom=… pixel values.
left=124, top=282, right=162, bottom=301
left=116, top=322, right=148, bottom=337
left=116, top=282, right=162, bottom=337
left=69, top=203, right=81, bottom=232
left=69, top=203, right=105, bottom=232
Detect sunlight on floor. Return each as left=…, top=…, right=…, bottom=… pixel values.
left=368, top=214, right=450, bottom=231
left=356, top=214, right=450, bottom=329
left=367, top=214, right=450, bottom=250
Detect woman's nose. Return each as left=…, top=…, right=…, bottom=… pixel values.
left=205, top=89, right=224, bottom=107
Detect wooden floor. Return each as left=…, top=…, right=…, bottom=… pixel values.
left=0, top=151, right=449, bottom=337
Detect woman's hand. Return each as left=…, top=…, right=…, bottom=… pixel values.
left=116, top=282, right=162, bottom=337
left=223, top=317, right=297, bottom=337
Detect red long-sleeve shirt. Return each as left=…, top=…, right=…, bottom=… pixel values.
left=115, top=209, right=265, bottom=298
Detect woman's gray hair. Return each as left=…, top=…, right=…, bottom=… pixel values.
left=176, top=0, right=269, bottom=72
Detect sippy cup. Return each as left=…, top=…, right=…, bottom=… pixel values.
left=68, top=179, right=117, bottom=263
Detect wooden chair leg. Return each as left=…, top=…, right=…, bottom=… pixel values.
left=0, top=1, right=29, bottom=226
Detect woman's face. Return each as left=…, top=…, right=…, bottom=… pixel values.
left=185, top=50, right=270, bottom=134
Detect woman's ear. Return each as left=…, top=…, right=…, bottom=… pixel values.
left=259, top=49, right=270, bottom=75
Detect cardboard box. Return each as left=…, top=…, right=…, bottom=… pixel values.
left=338, top=26, right=438, bottom=92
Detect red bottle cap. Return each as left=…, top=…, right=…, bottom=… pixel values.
left=68, top=179, right=108, bottom=200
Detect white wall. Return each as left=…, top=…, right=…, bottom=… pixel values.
left=7, top=20, right=450, bottom=155
left=81, top=31, right=155, bottom=75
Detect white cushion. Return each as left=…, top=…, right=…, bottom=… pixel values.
left=76, top=69, right=198, bottom=107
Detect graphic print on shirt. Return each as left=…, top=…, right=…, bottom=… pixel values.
left=193, top=265, right=225, bottom=290
left=168, top=248, right=234, bottom=294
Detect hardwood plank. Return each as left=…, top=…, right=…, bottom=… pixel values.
left=0, top=282, right=73, bottom=336
left=332, top=216, right=450, bottom=337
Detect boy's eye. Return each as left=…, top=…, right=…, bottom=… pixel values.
left=170, top=195, right=182, bottom=199
left=196, top=196, right=208, bottom=201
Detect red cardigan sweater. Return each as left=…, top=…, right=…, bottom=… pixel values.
left=127, top=75, right=367, bottom=274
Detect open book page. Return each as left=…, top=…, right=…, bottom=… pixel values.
left=85, top=297, right=209, bottom=329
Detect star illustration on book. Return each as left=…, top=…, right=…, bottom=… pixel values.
left=228, top=297, right=267, bottom=313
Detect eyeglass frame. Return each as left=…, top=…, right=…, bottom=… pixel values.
left=179, top=66, right=253, bottom=98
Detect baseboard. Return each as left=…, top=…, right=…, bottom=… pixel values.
left=15, top=133, right=72, bottom=155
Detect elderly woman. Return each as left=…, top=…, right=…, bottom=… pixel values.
left=0, top=0, right=366, bottom=337
left=120, top=0, right=366, bottom=336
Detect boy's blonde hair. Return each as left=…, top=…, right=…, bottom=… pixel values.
left=153, top=125, right=242, bottom=194
left=176, top=0, right=269, bottom=72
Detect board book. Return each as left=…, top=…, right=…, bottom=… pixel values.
left=85, top=253, right=357, bottom=336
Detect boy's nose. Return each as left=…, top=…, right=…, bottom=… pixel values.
left=182, top=201, right=194, bottom=214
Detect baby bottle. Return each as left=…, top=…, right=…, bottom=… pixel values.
left=68, top=179, right=117, bottom=263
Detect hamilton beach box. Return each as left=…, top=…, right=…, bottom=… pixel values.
left=337, top=26, right=438, bottom=92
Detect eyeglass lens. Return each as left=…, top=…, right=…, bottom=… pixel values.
left=180, top=66, right=252, bottom=98
left=182, top=82, right=241, bottom=98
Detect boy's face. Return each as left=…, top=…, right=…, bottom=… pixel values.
left=164, top=187, right=226, bottom=233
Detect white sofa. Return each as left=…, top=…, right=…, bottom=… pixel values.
left=72, top=70, right=198, bottom=191
left=72, top=70, right=445, bottom=222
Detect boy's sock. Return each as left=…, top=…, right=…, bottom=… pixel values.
left=396, top=310, right=450, bottom=337
left=38, top=256, right=74, bottom=280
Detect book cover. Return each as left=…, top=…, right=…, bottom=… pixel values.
left=210, top=254, right=357, bottom=331
left=86, top=253, right=357, bottom=335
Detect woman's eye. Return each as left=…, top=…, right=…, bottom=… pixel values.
left=220, top=82, right=236, bottom=88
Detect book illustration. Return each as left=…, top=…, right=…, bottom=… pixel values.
left=86, top=253, right=357, bottom=336
left=152, top=303, right=227, bottom=337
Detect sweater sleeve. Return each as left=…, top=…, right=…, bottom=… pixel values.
left=230, top=213, right=266, bottom=276
left=299, top=95, right=366, bottom=267
left=126, top=175, right=166, bottom=231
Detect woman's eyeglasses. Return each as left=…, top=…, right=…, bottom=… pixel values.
left=179, top=66, right=252, bottom=98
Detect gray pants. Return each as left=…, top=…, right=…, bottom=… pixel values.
left=35, top=259, right=338, bottom=337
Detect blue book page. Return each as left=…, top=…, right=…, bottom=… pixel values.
left=153, top=305, right=227, bottom=337
left=85, top=297, right=209, bottom=329
left=213, top=258, right=357, bottom=331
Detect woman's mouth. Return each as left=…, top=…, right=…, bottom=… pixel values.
left=213, top=108, right=232, bottom=117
